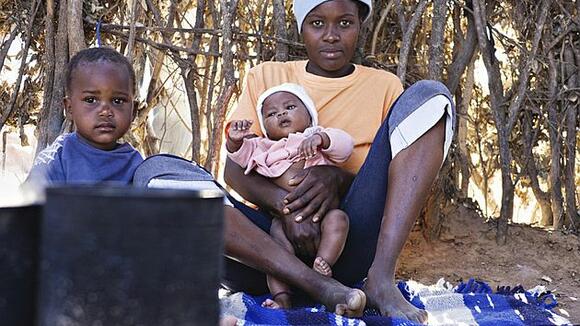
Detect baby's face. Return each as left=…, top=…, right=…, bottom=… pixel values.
left=262, top=91, right=311, bottom=140
left=65, top=61, right=134, bottom=150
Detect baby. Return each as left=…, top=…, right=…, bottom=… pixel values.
left=26, top=47, right=143, bottom=186
left=227, top=83, right=354, bottom=308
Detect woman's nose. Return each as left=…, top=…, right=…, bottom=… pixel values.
left=323, top=26, right=339, bottom=42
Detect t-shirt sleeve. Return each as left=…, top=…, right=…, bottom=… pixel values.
left=382, top=76, right=405, bottom=121
left=227, top=68, right=264, bottom=137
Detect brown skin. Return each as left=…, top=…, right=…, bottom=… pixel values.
left=64, top=61, right=135, bottom=150
left=225, top=0, right=445, bottom=323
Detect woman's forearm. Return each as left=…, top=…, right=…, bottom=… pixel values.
left=224, top=157, right=288, bottom=215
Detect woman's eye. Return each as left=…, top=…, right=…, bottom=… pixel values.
left=311, top=20, right=323, bottom=27
left=83, top=97, right=96, bottom=104
left=339, top=20, right=352, bottom=27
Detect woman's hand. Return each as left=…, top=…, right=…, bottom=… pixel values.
left=282, top=165, right=353, bottom=223
left=280, top=212, right=321, bottom=257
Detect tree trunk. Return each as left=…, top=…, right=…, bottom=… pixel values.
left=67, top=0, right=85, bottom=56
left=427, top=0, right=447, bottom=80
left=272, top=0, right=288, bottom=62
left=457, top=58, right=476, bottom=197
left=546, top=55, right=564, bottom=228
left=446, top=0, right=478, bottom=94
left=521, top=112, right=553, bottom=226
left=472, top=0, right=512, bottom=244
left=0, top=25, right=18, bottom=76
left=563, top=45, right=578, bottom=230
left=0, top=0, right=41, bottom=132
left=397, top=0, right=428, bottom=84
left=206, top=0, right=239, bottom=174
left=37, top=0, right=56, bottom=152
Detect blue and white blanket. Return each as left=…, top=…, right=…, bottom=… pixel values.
left=220, top=279, right=572, bottom=325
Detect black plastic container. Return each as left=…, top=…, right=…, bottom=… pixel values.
left=37, top=186, right=224, bottom=326
left=0, top=204, right=41, bottom=325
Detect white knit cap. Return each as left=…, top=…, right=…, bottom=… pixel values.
left=256, top=83, right=318, bottom=137
left=293, top=0, right=373, bottom=33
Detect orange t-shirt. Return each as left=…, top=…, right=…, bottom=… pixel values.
left=228, top=61, right=403, bottom=174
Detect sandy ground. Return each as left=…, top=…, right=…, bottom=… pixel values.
left=398, top=204, right=580, bottom=323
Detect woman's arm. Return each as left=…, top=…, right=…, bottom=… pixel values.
left=224, top=157, right=287, bottom=216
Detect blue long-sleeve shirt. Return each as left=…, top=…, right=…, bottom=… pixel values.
left=27, top=132, right=143, bottom=186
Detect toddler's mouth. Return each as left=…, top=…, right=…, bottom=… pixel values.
left=95, top=122, right=115, bottom=131
left=279, top=118, right=291, bottom=127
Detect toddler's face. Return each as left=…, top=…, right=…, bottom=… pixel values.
left=65, top=61, right=134, bottom=150
left=262, top=91, right=311, bottom=140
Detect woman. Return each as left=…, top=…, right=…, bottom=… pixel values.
left=223, top=0, right=455, bottom=323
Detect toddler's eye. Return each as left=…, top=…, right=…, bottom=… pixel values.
left=287, top=105, right=296, bottom=110
left=267, top=111, right=276, bottom=117
left=83, top=97, right=96, bottom=104
left=113, top=98, right=127, bottom=105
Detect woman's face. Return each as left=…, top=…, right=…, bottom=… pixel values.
left=302, top=0, right=361, bottom=78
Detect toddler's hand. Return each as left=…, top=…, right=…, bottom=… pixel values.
left=228, top=120, right=254, bottom=143
left=298, top=133, right=323, bottom=159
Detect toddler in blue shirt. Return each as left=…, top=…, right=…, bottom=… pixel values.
left=27, top=47, right=143, bottom=185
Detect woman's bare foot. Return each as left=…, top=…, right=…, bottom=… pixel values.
left=363, top=275, right=428, bottom=324
left=313, top=256, right=332, bottom=277
left=316, top=279, right=366, bottom=317
left=219, top=315, right=238, bottom=326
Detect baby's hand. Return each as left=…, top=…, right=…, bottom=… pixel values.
left=228, top=120, right=254, bottom=143
left=298, top=133, right=324, bottom=159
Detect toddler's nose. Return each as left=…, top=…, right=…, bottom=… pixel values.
left=277, top=111, right=287, bottom=118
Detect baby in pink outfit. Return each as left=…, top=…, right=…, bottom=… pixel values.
left=227, top=83, right=354, bottom=309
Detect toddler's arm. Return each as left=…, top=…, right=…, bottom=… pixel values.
left=226, top=119, right=257, bottom=153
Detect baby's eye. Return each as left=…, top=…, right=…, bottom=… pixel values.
left=266, top=111, right=276, bottom=117
left=339, top=20, right=352, bottom=28
left=83, top=97, right=96, bottom=104
left=287, top=105, right=296, bottom=110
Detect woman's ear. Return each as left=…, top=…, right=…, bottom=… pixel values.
left=63, top=96, right=72, bottom=118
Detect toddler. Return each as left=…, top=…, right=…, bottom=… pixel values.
left=27, top=47, right=143, bottom=186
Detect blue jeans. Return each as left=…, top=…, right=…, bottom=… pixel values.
left=222, top=80, right=455, bottom=293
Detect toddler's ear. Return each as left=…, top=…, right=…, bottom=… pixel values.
left=63, top=97, right=72, bottom=118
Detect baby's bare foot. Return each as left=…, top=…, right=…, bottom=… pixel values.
left=313, top=256, right=332, bottom=277
left=261, top=298, right=281, bottom=309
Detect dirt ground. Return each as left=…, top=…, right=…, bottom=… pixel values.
left=397, top=204, right=580, bottom=323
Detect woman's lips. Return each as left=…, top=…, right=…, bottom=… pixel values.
left=320, top=49, right=342, bottom=59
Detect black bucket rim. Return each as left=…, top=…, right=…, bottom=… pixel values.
left=46, top=184, right=224, bottom=200
left=0, top=203, right=43, bottom=210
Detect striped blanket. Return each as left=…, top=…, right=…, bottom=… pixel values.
left=220, top=279, right=572, bottom=325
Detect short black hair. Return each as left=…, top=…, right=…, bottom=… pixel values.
left=65, top=47, right=136, bottom=95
